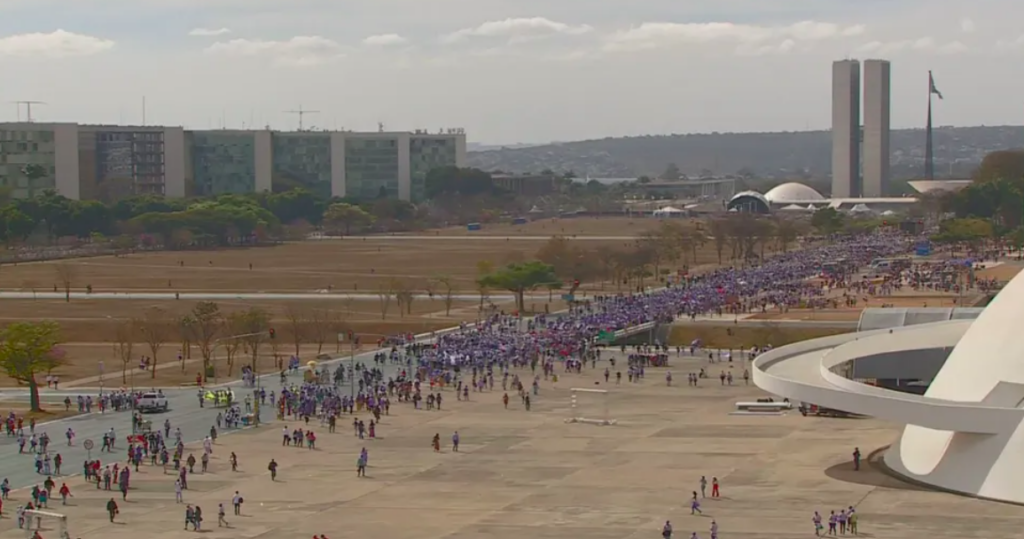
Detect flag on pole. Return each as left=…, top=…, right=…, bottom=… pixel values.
left=929, top=71, right=944, bottom=100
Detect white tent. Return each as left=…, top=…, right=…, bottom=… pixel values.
left=653, top=206, right=686, bottom=217
left=780, top=204, right=811, bottom=212
left=880, top=210, right=896, bottom=216
left=850, top=203, right=873, bottom=213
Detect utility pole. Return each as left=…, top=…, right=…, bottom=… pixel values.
left=285, top=106, right=320, bottom=131
left=13, top=101, right=46, bottom=122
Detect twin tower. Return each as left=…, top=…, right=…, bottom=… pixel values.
left=832, top=59, right=891, bottom=198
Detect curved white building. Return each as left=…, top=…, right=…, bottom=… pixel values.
left=753, top=269, right=1024, bottom=503
left=764, top=182, right=825, bottom=203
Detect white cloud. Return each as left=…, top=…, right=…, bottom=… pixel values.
left=362, top=34, right=407, bottom=46
left=960, top=18, right=976, bottom=33
left=206, top=36, right=344, bottom=67
left=189, top=28, right=231, bottom=37
left=995, top=35, right=1024, bottom=52
left=857, top=37, right=967, bottom=55
left=937, top=40, right=969, bottom=54
left=0, top=29, right=114, bottom=58
left=442, top=17, right=593, bottom=44
left=604, top=20, right=863, bottom=52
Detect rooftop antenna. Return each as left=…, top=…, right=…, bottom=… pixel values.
left=378, top=121, right=384, bottom=132
left=285, top=105, right=320, bottom=131
left=13, top=101, right=46, bottom=122
left=142, top=96, right=147, bottom=126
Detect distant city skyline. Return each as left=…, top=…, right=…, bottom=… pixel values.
left=1, top=0, right=1022, bottom=144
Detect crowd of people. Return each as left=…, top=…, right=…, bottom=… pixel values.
left=4, top=231, right=922, bottom=538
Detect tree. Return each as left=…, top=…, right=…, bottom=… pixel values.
left=535, top=236, right=597, bottom=286
left=708, top=219, right=729, bottom=265
left=810, top=207, right=845, bottom=235
left=425, top=166, right=498, bottom=198
left=54, top=263, right=77, bottom=302
left=235, top=307, right=270, bottom=371
left=931, top=218, right=994, bottom=252
left=478, top=261, right=560, bottom=313
left=773, top=217, right=801, bottom=253
left=138, top=307, right=169, bottom=379
left=113, top=318, right=138, bottom=384
left=189, top=302, right=222, bottom=382
left=322, top=203, right=375, bottom=235
left=0, top=321, right=64, bottom=411
left=432, top=275, right=456, bottom=316
left=284, top=305, right=306, bottom=357
left=0, top=207, right=34, bottom=244
left=178, top=315, right=195, bottom=372
left=393, top=279, right=415, bottom=316
left=661, top=163, right=682, bottom=180
left=223, top=314, right=246, bottom=377
left=476, top=260, right=494, bottom=311
left=973, top=150, right=1024, bottom=184
left=308, top=308, right=331, bottom=355
left=377, top=281, right=394, bottom=320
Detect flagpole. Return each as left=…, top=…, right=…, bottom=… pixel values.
left=925, top=71, right=934, bottom=181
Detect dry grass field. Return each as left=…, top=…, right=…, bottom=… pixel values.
left=0, top=237, right=668, bottom=294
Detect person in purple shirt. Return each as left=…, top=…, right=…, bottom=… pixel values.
left=690, top=491, right=702, bottom=515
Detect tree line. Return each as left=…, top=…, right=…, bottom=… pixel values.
left=0, top=301, right=363, bottom=411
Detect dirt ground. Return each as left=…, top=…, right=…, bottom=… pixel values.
left=975, top=263, right=1023, bottom=282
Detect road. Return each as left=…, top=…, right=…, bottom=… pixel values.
left=0, top=344, right=393, bottom=490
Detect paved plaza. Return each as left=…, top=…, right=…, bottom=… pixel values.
left=3, top=352, right=1024, bottom=539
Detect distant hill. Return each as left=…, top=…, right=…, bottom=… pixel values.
left=467, top=126, right=1024, bottom=180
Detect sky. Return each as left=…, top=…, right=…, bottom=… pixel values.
left=0, top=0, right=1021, bottom=144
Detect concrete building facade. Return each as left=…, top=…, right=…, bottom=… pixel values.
left=0, top=123, right=467, bottom=202
left=831, top=59, right=861, bottom=198
left=862, top=59, right=891, bottom=198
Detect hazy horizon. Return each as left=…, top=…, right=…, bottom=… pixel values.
left=2, top=0, right=1022, bottom=144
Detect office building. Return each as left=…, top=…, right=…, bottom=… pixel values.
left=78, top=125, right=187, bottom=199
left=862, top=59, right=891, bottom=198
left=0, top=123, right=80, bottom=199
left=0, top=123, right=467, bottom=202
left=831, top=59, right=861, bottom=198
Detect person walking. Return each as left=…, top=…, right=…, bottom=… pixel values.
left=105, top=498, right=118, bottom=523
left=267, top=459, right=277, bottom=481
left=690, top=492, right=702, bottom=515
left=232, top=491, right=243, bottom=516
left=452, top=431, right=460, bottom=452
left=218, top=503, right=229, bottom=527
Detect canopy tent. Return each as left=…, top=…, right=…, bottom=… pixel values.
left=779, top=204, right=812, bottom=212
left=653, top=206, right=686, bottom=217
left=850, top=203, right=873, bottom=213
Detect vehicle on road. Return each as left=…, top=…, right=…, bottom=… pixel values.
left=137, top=392, right=169, bottom=413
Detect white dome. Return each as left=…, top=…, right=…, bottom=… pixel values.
left=764, top=182, right=825, bottom=203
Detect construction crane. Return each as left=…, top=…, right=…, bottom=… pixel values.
left=13, top=100, right=46, bottom=122
left=284, top=106, right=320, bottom=131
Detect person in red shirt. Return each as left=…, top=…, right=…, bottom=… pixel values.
left=59, top=483, right=72, bottom=505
